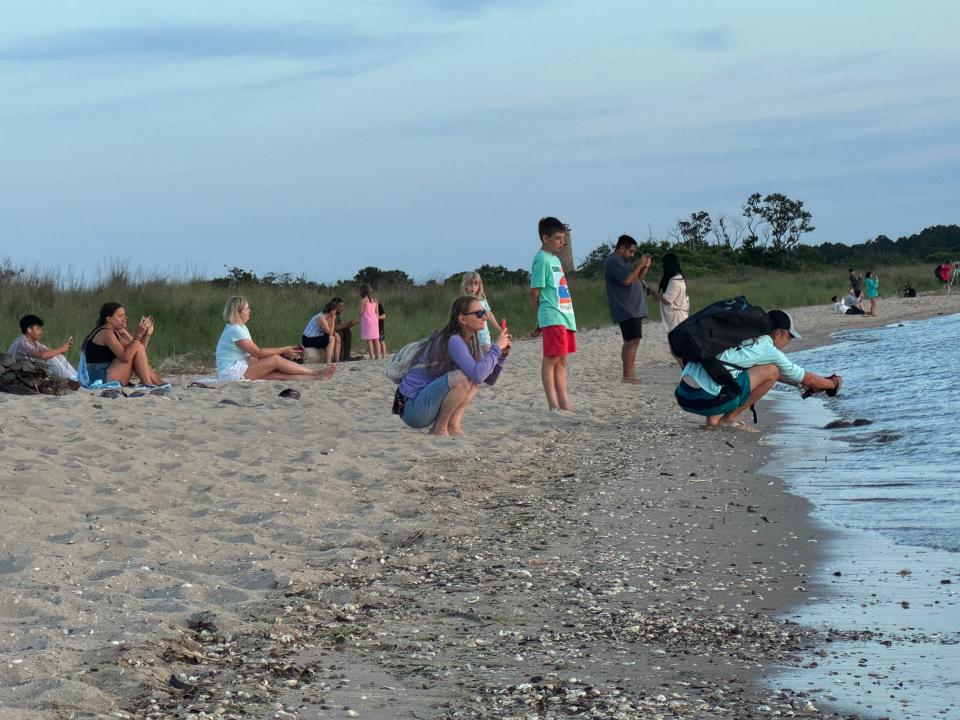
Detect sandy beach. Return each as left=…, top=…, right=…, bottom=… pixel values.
left=2, top=292, right=959, bottom=720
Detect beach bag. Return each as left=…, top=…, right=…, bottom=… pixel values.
left=668, top=295, right=771, bottom=390
left=385, top=333, right=436, bottom=384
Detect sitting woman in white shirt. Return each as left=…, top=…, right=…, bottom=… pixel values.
left=216, top=296, right=336, bottom=382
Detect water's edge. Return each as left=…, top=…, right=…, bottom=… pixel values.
left=761, top=319, right=960, bottom=720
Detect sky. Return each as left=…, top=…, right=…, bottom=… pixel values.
left=1, top=1, right=958, bottom=284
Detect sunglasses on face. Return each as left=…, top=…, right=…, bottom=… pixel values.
left=463, top=309, right=487, bottom=319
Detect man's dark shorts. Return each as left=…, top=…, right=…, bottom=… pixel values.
left=618, top=318, right=643, bottom=342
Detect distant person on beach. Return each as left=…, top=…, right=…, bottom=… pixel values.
left=848, top=268, right=862, bottom=295
left=936, top=262, right=955, bottom=293
left=216, top=295, right=335, bottom=382
left=359, top=284, right=383, bottom=360
left=531, top=216, right=577, bottom=414
left=394, top=295, right=511, bottom=436
left=80, top=302, right=164, bottom=386
left=675, top=310, right=842, bottom=432
left=331, top=297, right=359, bottom=360
left=603, top=234, right=657, bottom=384
left=863, top=271, right=879, bottom=316
left=7, top=314, right=78, bottom=381
left=841, top=289, right=866, bottom=315
left=377, top=302, right=387, bottom=357
left=659, top=253, right=690, bottom=367
left=301, top=301, right=341, bottom=365
left=461, top=271, right=501, bottom=353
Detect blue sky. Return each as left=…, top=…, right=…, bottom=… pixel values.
left=2, top=1, right=958, bottom=283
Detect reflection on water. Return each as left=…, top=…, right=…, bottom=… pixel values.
left=769, top=313, right=960, bottom=553
left=763, top=313, right=960, bottom=720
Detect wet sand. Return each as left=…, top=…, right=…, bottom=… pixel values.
left=1, top=292, right=958, bottom=719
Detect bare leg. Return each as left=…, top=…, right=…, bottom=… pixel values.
left=554, top=355, right=573, bottom=412
left=429, top=371, right=476, bottom=436
left=108, top=345, right=163, bottom=385
left=541, top=356, right=561, bottom=410
left=366, top=340, right=378, bottom=360
left=621, top=338, right=641, bottom=383
left=870, top=298, right=877, bottom=316
left=245, top=355, right=336, bottom=381
left=717, top=364, right=779, bottom=427
left=380, top=339, right=388, bottom=356
left=447, top=384, right=481, bottom=436
left=131, top=344, right=164, bottom=385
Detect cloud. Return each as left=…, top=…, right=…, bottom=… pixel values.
left=667, top=26, right=732, bottom=52
left=0, top=23, right=405, bottom=63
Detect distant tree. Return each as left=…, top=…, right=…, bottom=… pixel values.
left=353, top=266, right=413, bottom=287
left=576, top=242, right=614, bottom=278
left=743, top=192, right=814, bottom=257
left=675, top=210, right=713, bottom=252
left=210, top=266, right=259, bottom=287
left=712, top=214, right=745, bottom=249
left=476, top=264, right=530, bottom=285
left=0, top=259, right=22, bottom=283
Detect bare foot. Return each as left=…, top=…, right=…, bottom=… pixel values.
left=622, top=377, right=642, bottom=385
left=316, top=365, right=336, bottom=380
left=428, top=428, right=450, bottom=437
left=719, top=420, right=760, bottom=433
left=449, top=428, right=466, bottom=437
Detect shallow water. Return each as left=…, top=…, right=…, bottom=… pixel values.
left=764, top=313, right=960, bottom=720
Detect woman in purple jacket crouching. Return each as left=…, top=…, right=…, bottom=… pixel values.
left=396, top=295, right=512, bottom=437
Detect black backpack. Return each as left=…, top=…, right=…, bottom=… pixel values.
left=668, top=295, right=771, bottom=391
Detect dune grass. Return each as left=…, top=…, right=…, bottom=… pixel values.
left=0, top=262, right=941, bottom=372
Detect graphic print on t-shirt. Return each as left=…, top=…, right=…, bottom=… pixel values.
left=554, top=265, right=574, bottom=313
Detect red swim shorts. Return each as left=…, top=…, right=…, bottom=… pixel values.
left=541, top=325, right=577, bottom=357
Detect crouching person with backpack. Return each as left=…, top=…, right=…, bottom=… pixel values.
left=391, top=295, right=512, bottom=437
left=675, top=309, right=841, bottom=432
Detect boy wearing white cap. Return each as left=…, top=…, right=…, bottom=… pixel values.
left=674, top=309, right=842, bottom=431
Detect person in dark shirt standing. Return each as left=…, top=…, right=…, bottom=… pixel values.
left=603, top=235, right=657, bottom=384
left=848, top=268, right=862, bottom=295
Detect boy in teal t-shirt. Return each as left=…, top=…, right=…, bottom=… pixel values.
left=530, top=216, right=577, bottom=414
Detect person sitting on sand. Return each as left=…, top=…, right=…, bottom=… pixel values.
left=394, top=295, right=511, bottom=436
left=330, top=297, right=359, bottom=361
left=840, top=289, right=866, bottom=315
left=301, top=301, right=341, bottom=366
left=8, top=314, right=78, bottom=381
left=674, top=310, right=842, bottom=432
left=80, top=302, right=165, bottom=386
left=217, top=295, right=336, bottom=382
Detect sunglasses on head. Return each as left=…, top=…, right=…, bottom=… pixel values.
left=463, top=309, right=487, bottom=319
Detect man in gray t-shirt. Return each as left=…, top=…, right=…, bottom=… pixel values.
left=603, top=235, right=657, bottom=384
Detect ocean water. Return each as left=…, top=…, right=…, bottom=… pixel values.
left=763, top=313, right=960, bottom=720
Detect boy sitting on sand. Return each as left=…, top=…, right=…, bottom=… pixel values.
left=674, top=310, right=841, bottom=432
left=530, top=216, right=576, bottom=415
left=7, top=314, right=78, bottom=381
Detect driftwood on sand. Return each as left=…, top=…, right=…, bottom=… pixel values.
left=0, top=352, right=78, bottom=396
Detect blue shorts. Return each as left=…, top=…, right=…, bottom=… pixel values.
left=86, top=362, right=110, bottom=385
left=400, top=373, right=453, bottom=428
left=675, top=371, right=752, bottom=417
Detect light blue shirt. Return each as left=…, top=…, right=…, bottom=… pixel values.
left=680, top=335, right=805, bottom=396
left=216, top=323, right=252, bottom=373
left=475, top=298, right=493, bottom=347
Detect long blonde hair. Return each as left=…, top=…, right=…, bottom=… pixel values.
left=460, top=271, right=486, bottom=300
